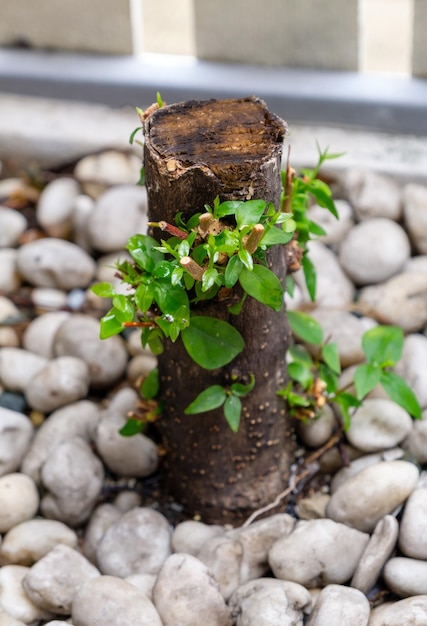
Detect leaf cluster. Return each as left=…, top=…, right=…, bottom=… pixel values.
left=282, top=312, right=421, bottom=429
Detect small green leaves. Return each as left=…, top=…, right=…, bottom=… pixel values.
left=354, top=364, right=382, bottom=400
left=362, top=325, right=403, bottom=367
left=321, top=342, right=340, bottom=375
left=235, top=200, right=267, bottom=229
left=287, top=311, right=323, bottom=345
left=225, top=255, right=243, bottom=288
left=156, top=91, right=164, bottom=107
left=301, top=254, right=317, bottom=302
left=141, top=368, right=159, bottom=400
left=185, top=374, right=255, bottom=432
left=239, top=265, right=283, bottom=312
left=91, top=282, right=115, bottom=298
left=181, top=316, right=244, bottom=369
left=185, top=385, right=227, bottom=414
left=119, top=419, right=144, bottom=437
left=379, top=371, right=422, bottom=419
left=127, top=234, right=163, bottom=273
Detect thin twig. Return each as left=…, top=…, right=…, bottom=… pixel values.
left=241, top=431, right=341, bottom=527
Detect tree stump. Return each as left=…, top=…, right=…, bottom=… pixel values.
left=144, top=97, right=294, bottom=524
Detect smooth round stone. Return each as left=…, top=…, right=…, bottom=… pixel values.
left=339, top=218, right=410, bottom=285
left=25, top=356, right=90, bottom=412
left=296, top=492, right=331, bottom=521
left=31, top=288, right=68, bottom=311
left=351, top=515, right=399, bottom=594
left=306, top=199, right=354, bottom=253
left=405, top=255, right=427, bottom=275
left=126, top=329, right=148, bottom=356
left=268, top=519, right=369, bottom=588
left=305, top=584, right=369, bottom=626
left=22, top=312, right=71, bottom=359
left=0, top=392, right=26, bottom=413
left=369, top=596, right=427, bottom=625
left=72, top=575, right=163, bottom=626
left=0, top=608, right=27, bottom=626
left=306, top=309, right=376, bottom=368
left=402, top=410, right=427, bottom=463
left=127, top=354, right=158, bottom=385
left=40, top=438, right=103, bottom=527
left=0, top=348, right=48, bottom=393
left=346, top=398, right=413, bottom=453
left=17, top=238, right=96, bottom=289
left=0, top=207, right=27, bottom=247
left=0, top=249, right=21, bottom=292
left=94, top=410, right=158, bottom=477
left=298, top=405, right=335, bottom=449
left=87, top=185, right=148, bottom=252
left=53, top=315, right=128, bottom=388
left=72, top=194, right=95, bottom=251
left=153, top=553, right=232, bottom=626
left=293, top=241, right=355, bottom=308
left=82, top=504, right=122, bottom=564
left=21, top=400, right=100, bottom=483
left=394, top=333, right=427, bottom=408
left=384, top=557, right=427, bottom=597
left=0, top=297, right=21, bottom=325
left=96, top=508, right=171, bottom=578
left=0, top=565, right=53, bottom=624
left=358, top=272, right=427, bottom=332
left=403, top=183, right=427, bottom=254
left=326, top=460, right=419, bottom=532
left=125, top=574, right=157, bottom=599
left=399, top=488, right=427, bottom=559
left=0, top=408, right=33, bottom=477
left=0, top=328, right=19, bottom=349
left=0, top=519, right=78, bottom=566
left=113, top=491, right=142, bottom=513
left=229, top=578, right=312, bottom=626
left=36, top=177, right=80, bottom=238
left=74, top=150, right=142, bottom=197
left=227, top=514, right=296, bottom=585
left=344, top=169, right=402, bottom=221
left=0, top=474, right=39, bottom=533
left=331, top=453, right=385, bottom=495
left=197, top=536, right=242, bottom=600
left=22, top=545, right=100, bottom=615
left=171, top=520, right=225, bottom=556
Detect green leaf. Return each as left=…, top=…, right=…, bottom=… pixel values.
left=127, top=235, right=163, bottom=273
left=216, top=200, right=242, bottom=218
left=354, top=363, right=382, bottom=400
left=302, top=253, right=317, bottom=302
left=184, top=385, right=227, bottom=414
left=288, top=362, right=313, bottom=389
left=112, top=295, right=134, bottom=317
left=129, top=126, right=143, bottom=145
left=137, top=166, right=145, bottom=186
left=154, top=283, right=189, bottom=320
left=238, top=248, right=253, bottom=271
left=134, top=283, right=154, bottom=312
left=91, top=282, right=115, bottom=298
left=230, top=373, right=255, bottom=397
left=287, top=311, right=323, bottom=345
left=119, top=419, right=144, bottom=437
left=181, top=316, right=244, bottom=370
left=288, top=344, right=314, bottom=368
left=308, top=220, right=327, bottom=237
left=100, top=309, right=124, bottom=339
left=153, top=261, right=173, bottom=279
left=261, top=226, right=294, bottom=246
left=225, top=255, right=244, bottom=288
left=335, top=392, right=361, bottom=430
left=156, top=91, right=164, bottom=107
left=307, top=179, right=339, bottom=219
left=380, top=370, right=422, bottom=419
left=202, top=268, right=219, bottom=292
left=228, top=293, right=247, bottom=315
left=239, top=265, right=283, bottom=312
left=362, top=326, right=404, bottom=367
left=141, top=368, right=159, bottom=400
left=319, top=362, right=339, bottom=394
left=147, top=328, right=164, bottom=355
left=321, top=342, right=341, bottom=374
left=235, top=200, right=267, bottom=229
left=285, top=275, right=295, bottom=297
left=224, top=394, right=242, bottom=432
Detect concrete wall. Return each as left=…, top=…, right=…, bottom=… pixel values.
left=0, top=0, right=134, bottom=54
left=194, top=0, right=359, bottom=70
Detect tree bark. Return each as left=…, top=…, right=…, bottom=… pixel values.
left=143, top=97, right=294, bottom=524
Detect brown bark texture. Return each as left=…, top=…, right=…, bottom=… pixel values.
left=143, top=97, right=294, bottom=524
